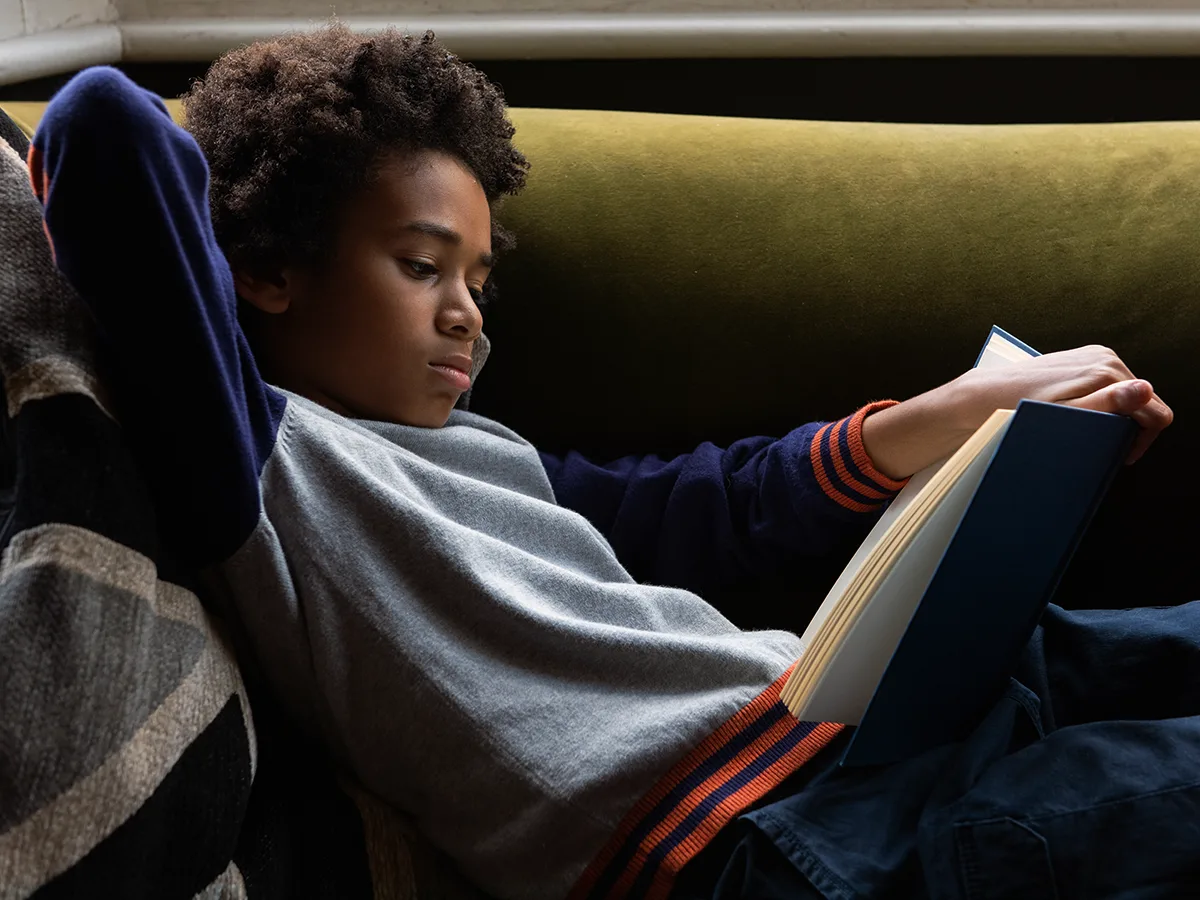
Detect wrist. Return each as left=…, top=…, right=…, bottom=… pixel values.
left=859, top=402, right=911, bottom=481
left=938, top=370, right=992, bottom=437
left=860, top=378, right=980, bottom=480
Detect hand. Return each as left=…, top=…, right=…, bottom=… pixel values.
left=861, top=345, right=1173, bottom=480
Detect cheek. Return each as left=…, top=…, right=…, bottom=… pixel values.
left=332, top=260, right=428, bottom=354
left=303, top=256, right=381, bottom=328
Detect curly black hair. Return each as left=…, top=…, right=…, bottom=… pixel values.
left=183, top=23, right=528, bottom=279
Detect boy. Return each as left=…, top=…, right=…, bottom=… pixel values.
left=24, top=24, right=1196, bottom=900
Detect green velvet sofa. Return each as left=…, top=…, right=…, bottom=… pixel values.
left=3, top=97, right=1198, bottom=897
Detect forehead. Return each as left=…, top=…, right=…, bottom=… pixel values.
left=358, top=150, right=492, bottom=246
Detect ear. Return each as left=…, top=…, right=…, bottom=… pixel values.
left=233, top=267, right=294, bottom=315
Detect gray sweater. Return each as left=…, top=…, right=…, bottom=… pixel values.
left=213, top=394, right=828, bottom=899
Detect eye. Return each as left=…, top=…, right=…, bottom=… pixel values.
left=402, top=259, right=438, bottom=278
left=468, top=286, right=485, bottom=305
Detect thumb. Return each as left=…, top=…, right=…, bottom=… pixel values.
left=1064, top=379, right=1153, bottom=416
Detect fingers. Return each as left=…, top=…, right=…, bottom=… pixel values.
left=1126, top=391, right=1174, bottom=463
left=1037, top=345, right=1137, bottom=401
left=1063, top=379, right=1174, bottom=464
left=1125, top=427, right=1159, bottom=466
left=966, top=344, right=1171, bottom=465
left=1063, top=378, right=1150, bottom=414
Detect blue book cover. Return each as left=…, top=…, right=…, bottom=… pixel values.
left=840, top=399, right=1136, bottom=767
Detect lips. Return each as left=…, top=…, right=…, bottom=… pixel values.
left=429, top=354, right=473, bottom=392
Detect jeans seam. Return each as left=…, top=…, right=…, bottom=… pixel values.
left=955, top=826, right=984, bottom=900
left=754, top=808, right=859, bottom=900
left=1008, top=683, right=1046, bottom=740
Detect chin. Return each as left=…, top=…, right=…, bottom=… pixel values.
left=400, top=403, right=456, bottom=429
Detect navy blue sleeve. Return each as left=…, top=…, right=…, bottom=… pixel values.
left=29, top=67, right=284, bottom=567
left=540, top=402, right=908, bottom=597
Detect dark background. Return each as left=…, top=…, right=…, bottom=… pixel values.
left=5, top=56, right=1200, bottom=124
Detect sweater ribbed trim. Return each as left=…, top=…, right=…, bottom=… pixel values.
left=569, top=666, right=842, bottom=900
left=811, top=401, right=908, bottom=512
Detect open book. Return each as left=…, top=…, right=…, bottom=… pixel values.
left=781, top=327, right=1137, bottom=766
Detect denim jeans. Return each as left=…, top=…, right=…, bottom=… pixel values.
left=675, top=602, right=1200, bottom=899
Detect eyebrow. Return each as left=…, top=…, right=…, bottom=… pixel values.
left=400, top=220, right=495, bottom=268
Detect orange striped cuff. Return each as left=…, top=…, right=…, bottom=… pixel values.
left=811, top=400, right=908, bottom=513
left=568, top=667, right=842, bottom=900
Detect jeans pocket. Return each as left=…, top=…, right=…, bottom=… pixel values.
left=954, top=817, right=1058, bottom=900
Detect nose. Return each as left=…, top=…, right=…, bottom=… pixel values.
left=436, top=278, right=483, bottom=342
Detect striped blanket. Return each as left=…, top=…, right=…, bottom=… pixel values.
left=0, top=111, right=480, bottom=900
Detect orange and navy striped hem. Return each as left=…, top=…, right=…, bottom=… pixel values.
left=811, top=400, right=909, bottom=513
left=568, top=667, right=842, bottom=900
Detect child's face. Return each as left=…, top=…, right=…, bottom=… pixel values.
left=245, top=150, right=494, bottom=427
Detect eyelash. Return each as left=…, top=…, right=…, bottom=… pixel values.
left=401, top=259, right=486, bottom=305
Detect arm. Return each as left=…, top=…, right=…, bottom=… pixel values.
left=29, top=67, right=285, bottom=568
left=541, top=401, right=907, bottom=596
left=546, top=339, right=1176, bottom=597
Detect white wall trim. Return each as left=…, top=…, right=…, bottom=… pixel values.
left=117, top=12, right=1200, bottom=61
left=0, top=23, right=121, bottom=84
left=5, top=11, right=1200, bottom=86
